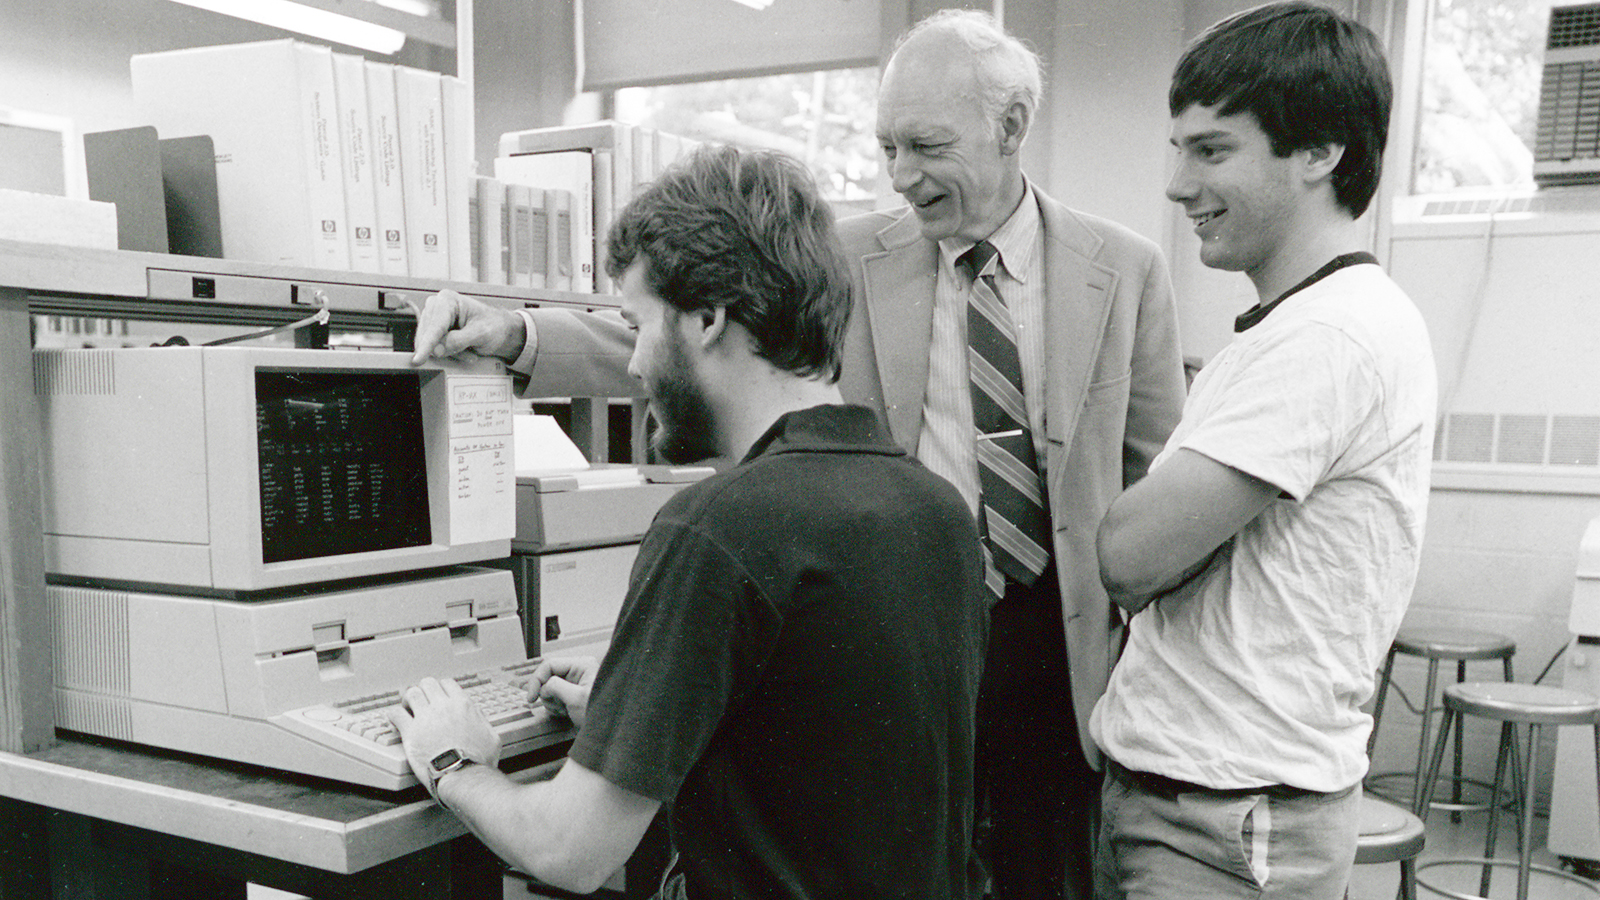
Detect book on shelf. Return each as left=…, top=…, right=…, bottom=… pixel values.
left=364, top=61, right=409, bottom=277
left=131, top=39, right=351, bottom=270
left=394, top=65, right=449, bottom=280
left=548, top=186, right=572, bottom=292
left=473, top=175, right=507, bottom=285
left=441, top=74, right=473, bottom=282
left=332, top=52, right=380, bottom=273
left=496, top=120, right=703, bottom=295
left=494, top=151, right=592, bottom=293
left=506, top=183, right=543, bottom=289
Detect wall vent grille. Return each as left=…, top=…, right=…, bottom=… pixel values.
left=1438, top=412, right=1600, bottom=466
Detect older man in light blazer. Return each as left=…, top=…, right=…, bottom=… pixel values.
left=851, top=11, right=1184, bottom=900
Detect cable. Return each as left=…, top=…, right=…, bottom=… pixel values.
left=1532, top=641, right=1568, bottom=686
left=202, top=307, right=331, bottom=347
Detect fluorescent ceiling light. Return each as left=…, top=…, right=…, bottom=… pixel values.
left=169, top=0, right=407, bottom=55
left=726, top=0, right=777, bottom=8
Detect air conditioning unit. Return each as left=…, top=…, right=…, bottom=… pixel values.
left=1534, top=2, right=1600, bottom=186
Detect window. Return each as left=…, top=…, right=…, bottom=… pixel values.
left=613, top=67, right=880, bottom=205
left=1413, top=0, right=1563, bottom=192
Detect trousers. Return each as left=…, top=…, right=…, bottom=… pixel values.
left=976, top=567, right=1099, bottom=900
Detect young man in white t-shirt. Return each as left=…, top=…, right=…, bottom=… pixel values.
left=1089, top=3, right=1437, bottom=898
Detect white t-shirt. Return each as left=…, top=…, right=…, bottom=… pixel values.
left=1090, top=263, right=1437, bottom=792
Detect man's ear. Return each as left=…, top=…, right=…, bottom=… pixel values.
left=999, top=100, right=1030, bottom=156
left=690, top=305, right=728, bottom=351
left=1300, top=142, right=1345, bottom=186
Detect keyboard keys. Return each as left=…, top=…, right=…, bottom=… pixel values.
left=294, top=667, right=544, bottom=748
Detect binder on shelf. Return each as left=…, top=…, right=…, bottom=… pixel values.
left=395, top=65, right=448, bottom=279
left=499, top=121, right=665, bottom=293
left=441, top=75, right=473, bottom=282
left=474, top=175, right=507, bottom=285
left=507, top=183, right=543, bottom=289
left=332, top=52, right=380, bottom=273
left=548, top=187, right=572, bottom=292
left=592, top=148, right=614, bottom=293
left=494, top=151, right=592, bottom=292
left=130, top=39, right=351, bottom=270
left=365, top=61, right=409, bottom=276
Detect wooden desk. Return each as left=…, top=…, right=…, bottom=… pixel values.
left=0, top=735, right=566, bottom=899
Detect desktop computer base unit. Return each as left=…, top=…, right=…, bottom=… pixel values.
left=51, top=567, right=573, bottom=791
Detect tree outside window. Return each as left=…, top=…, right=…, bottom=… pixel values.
left=613, top=67, right=881, bottom=209
left=1415, top=0, right=1562, bottom=192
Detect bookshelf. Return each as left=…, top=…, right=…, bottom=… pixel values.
left=0, top=236, right=630, bottom=753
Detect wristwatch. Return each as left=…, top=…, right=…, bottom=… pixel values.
left=426, top=748, right=479, bottom=807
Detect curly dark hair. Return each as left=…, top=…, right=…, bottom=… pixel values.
left=605, top=145, right=852, bottom=383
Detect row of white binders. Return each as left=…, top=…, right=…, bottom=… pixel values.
left=469, top=177, right=584, bottom=291
left=131, top=39, right=473, bottom=281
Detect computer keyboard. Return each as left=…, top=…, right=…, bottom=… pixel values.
left=276, top=659, right=572, bottom=786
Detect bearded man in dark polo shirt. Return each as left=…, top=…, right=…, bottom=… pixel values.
left=389, top=144, right=988, bottom=900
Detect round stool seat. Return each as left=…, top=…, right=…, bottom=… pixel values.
left=1392, top=626, right=1516, bottom=661
left=1355, top=796, right=1426, bottom=864
left=1445, top=682, right=1600, bottom=726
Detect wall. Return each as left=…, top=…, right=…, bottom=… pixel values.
left=1024, top=0, right=1184, bottom=257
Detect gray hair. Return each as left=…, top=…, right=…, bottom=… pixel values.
left=896, top=9, right=1044, bottom=122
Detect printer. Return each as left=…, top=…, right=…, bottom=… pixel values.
left=508, top=464, right=713, bottom=660
left=1550, top=514, right=1600, bottom=867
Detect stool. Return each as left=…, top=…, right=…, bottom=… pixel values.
left=1367, top=626, right=1516, bottom=814
left=1415, top=682, right=1600, bottom=900
left=1355, top=795, right=1425, bottom=900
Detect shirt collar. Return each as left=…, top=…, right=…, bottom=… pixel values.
left=938, top=179, right=1039, bottom=285
left=1234, top=252, right=1379, bottom=332
left=741, top=404, right=905, bottom=465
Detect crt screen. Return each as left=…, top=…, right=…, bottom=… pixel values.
left=256, top=370, right=432, bottom=564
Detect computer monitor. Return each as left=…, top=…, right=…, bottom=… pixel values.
left=37, top=346, right=515, bottom=594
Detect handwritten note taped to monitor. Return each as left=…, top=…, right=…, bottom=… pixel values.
left=448, top=376, right=514, bottom=544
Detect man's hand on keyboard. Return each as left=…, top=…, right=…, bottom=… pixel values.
left=388, top=676, right=503, bottom=801
left=533, top=657, right=598, bottom=729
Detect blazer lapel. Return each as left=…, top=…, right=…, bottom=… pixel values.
left=1039, top=196, right=1117, bottom=496
left=860, top=213, right=938, bottom=446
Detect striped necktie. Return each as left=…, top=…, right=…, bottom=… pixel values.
left=958, top=240, right=1051, bottom=599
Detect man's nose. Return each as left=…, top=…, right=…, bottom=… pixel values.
left=889, top=153, right=921, bottom=195
left=1166, top=159, right=1197, bottom=204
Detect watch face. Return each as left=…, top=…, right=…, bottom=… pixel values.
left=430, top=748, right=464, bottom=772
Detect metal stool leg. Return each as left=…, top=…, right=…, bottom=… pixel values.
left=1415, top=702, right=1455, bottom=818
left=1452, top=659, right=1467, bottom=821
left=1412, top=658, right=1441, bottom=812
left=1515, top=723, right=1545, bottom=900
left=1478, top=721, right=1513, bottom=898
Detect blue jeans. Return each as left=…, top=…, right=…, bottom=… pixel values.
left=1096, top=761, right=1360, bottom=900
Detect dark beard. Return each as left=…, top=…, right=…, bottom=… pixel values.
left=647, top=334, right=719, bottom=465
